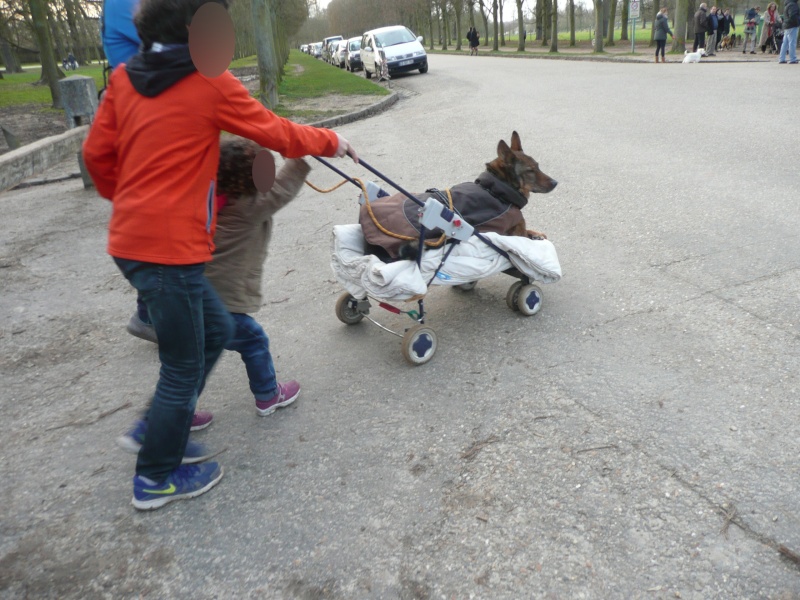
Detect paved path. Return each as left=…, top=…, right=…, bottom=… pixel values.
left=2, top=54, right=799, bottom=598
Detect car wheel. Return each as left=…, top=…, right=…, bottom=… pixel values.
left=419, top=63, right=428, bottom=74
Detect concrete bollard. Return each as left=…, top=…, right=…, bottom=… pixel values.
left=58, top=75, right=98, bottom=188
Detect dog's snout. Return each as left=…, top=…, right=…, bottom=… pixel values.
left=549, top=178, right=558, bottom=189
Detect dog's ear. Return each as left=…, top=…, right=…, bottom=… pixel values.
left=497, top=139, right=513, bottom=160
left=510, top=131, right=522, bottom=152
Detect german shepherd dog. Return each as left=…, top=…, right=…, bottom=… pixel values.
left=359, top=131, right=558, bottom=261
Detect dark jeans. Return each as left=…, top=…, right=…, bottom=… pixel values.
left=693, top=32, right=706, bottom=51
left=114, top=258, right=234, bottom=481
left=656, top=39, right=667, bottom=57
left=225, top=313, right=278, bottom=401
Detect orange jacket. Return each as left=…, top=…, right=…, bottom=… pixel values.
left=83, top=67, right=338, bottom=264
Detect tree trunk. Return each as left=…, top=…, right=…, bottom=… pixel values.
left=603, top=0, right=611, bottom=36
left=499, top=0, right=505, bottom=45
left=549, top=0, right=558, bottom=51
left=478, top=0, right=489, bottom=46
left=569, top=0, right=576, bottom=45
left=620, top=0, right=629, bottom=40
left=516, top=0, right=526, bottom=50
left=593, top=0, right=605, bottom=51
left=606, top=0, right=617, bottom=45
left=46, top=5, right=67, bottom=64
left=251, top=0, right=278, bottom=109
left=28, top=0, right=62, bottom=108
left=535, top=0, right=543, bottom=39
left=649, top=0, right=659, bottom=46
left=454, top=1, right=463, bottom=50
left=542, top=0, right=551, bottom=44
left=671, top=0, right=688, bottom=51
left=428, top=0, right=435, bottom=49
left=492, top=0, right=499, bottom=49
left=1, top=35, right=23, bottom=73
left=440, top=1, right=448, bottom=49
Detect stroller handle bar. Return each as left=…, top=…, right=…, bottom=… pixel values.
left=313, top=156, right=425, bottom=208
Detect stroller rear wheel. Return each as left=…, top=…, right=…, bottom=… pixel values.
left=335, top=292, right=365, bottom=325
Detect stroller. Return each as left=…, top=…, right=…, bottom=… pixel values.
left=321, top=157, right=562, bottom=366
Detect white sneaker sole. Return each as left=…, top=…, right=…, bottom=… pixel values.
left=256, top=389, right=300, bottom=417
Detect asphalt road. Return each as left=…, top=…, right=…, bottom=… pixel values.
left=2, top=53, right=800, bottom=599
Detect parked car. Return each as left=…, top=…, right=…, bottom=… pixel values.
left=345, top=37, right=362, bottom=71
left=300, top=44, right=308, bottom=53
left=360, top=26, right=428, bottom=79
left=333, top=40, right=348, bottom=68
left=321, top=35, right=343, bottom=62
left=311, top=42, right=322, bottom=58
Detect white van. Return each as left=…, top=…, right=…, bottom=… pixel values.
left=360, top=26, right=427, bottom=79
left=321, top=35, right=343, bottom=62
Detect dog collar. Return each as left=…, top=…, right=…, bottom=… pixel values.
left=475, top=172, right=528, bottom=209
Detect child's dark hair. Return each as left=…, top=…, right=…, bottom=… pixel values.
left=135, top=0, right=228, bottom=48
left=217, top=136, right=260, bottom=198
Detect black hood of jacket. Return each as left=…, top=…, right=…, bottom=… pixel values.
left=126, top=44, right=196, bottom=98
left=474, top=171, right=528, bottom=209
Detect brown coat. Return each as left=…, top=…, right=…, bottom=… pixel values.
left=205, top=159, right=311, bottom=313
left=359, top=171, right=527, bottom=259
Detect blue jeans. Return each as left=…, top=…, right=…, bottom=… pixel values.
left=114, top=259, right=234, bottom=481
left=225, top=313, right=278, bottom=401
left=779, top=26, right=799, bottom=63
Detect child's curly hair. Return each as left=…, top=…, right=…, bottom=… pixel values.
left=216, top=136, right=261, bottom=198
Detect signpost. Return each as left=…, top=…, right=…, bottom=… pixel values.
left=630, top=0, right=641, bottom=53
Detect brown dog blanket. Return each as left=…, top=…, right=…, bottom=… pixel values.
left=359, top=171, right=528, bottom=259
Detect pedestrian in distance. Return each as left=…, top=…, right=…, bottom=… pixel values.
left=719, top=8, right=735, bottom=50
left=778, top=0, right=799, bottom=63
left=743, top=6, right=760, bottom=53
left=706, top=6, right=719, bottom=56
left=654, top=7, right=674, bottom=62
left=693, top=3, right=709, bottom=52
left=83, top=0, right=358, bottom=511
left=760, top=2, right=779, bottom=52
left=470, top=28, right=480, bottom=55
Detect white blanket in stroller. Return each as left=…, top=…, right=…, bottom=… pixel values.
left=331, top=224, right=562, bottom=301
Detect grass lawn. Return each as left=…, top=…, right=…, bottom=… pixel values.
left=0, top=65, right=107, bottom=108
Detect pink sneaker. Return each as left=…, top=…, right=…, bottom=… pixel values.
left=256, top=381, right=300, bottom=417
left=190, top=410, right=214, bottom=431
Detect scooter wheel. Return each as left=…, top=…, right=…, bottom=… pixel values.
left=506, top=281, right=523, bottom=311
left=401, top=324, right=437, bottom=365
left=516, top=284, right=543, bottom=316
left=335, top=292, right=364, bottom=325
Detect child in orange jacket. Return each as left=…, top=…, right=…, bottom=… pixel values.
left=83, top=0, right=357, bottom=510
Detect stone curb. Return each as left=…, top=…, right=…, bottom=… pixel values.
left=0, top=126, right=88, bottom=193
left=309, top=90, right=399, bottom=128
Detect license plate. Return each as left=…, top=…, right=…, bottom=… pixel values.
left=398, top=59, right=413, bottom=66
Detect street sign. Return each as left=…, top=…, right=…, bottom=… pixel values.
left=630, top=0, right=641, bottom=19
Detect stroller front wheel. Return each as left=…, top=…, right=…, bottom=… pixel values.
left=517, top=284, right=543, bottom=316
left=402, top=324, right=437, bottom=365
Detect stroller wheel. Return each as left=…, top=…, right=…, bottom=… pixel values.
left=335, top=292, right=365, bottom=325
left=506, top=281, right=523, bottom=311
left=516, top=284, right=543, bottom=316
left=455, top=281, right=478, bottom=292
left=402, top=324, right=437, bottom=365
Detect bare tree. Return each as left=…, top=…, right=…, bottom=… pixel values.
left=549, top=0, right=558, bottom=51
left=28, top=0, right=62, bottom=108
left=491, top=0, right=498, bottom=49
left=515, top=0, right=526, bottom=50
left=569, top=0, right=576, bottom=45
left=671, top=0, right=687, bottom=51
left=606, top=0, right=617, bottom=45
left=593, top=0, right=605, bottom=51
left=439, top=0, right=448, bottom=49
left=620, top=0, right=629, bottom=41
left=452, top=0, right=464, bottom=50
left=251, top=0, right=278, bottom=108
left=499, top=0, right=505, bottom=45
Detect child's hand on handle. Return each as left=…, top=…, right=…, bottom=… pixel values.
left=335, top=133, right=359, bottom=164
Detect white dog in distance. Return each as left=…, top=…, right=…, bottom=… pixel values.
left=683, top=49, right=707, bottom=63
